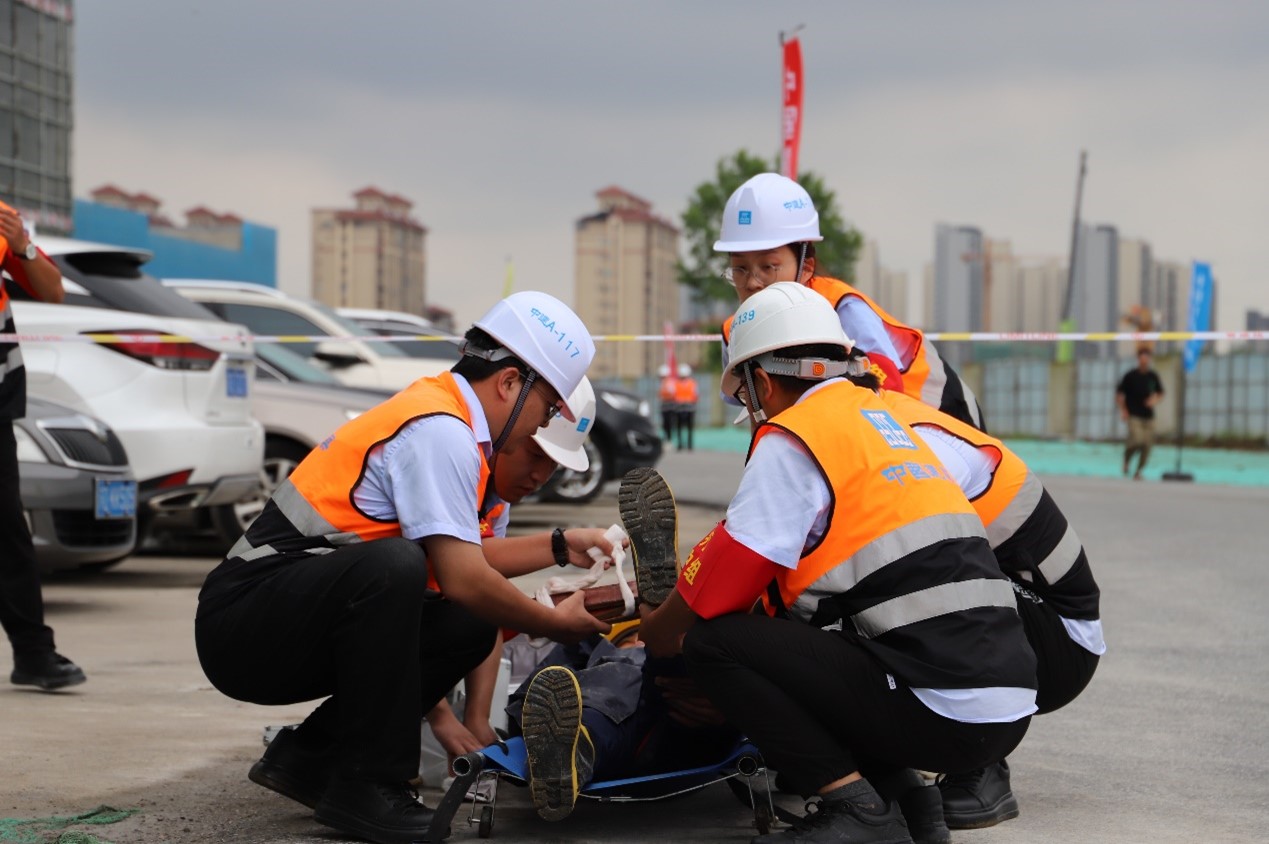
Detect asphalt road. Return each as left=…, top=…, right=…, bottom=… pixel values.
left=2, top=450, right=1268, bottom=843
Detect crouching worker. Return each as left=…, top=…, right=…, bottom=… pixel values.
left=639, top=283, right=1038, bottom=844
left=194, top=292, right=611, bottom=844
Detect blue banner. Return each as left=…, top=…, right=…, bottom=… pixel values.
left=1182, top=262, right=1213, bottom=374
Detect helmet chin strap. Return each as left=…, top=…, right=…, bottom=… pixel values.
left=741, top=362, right=768, bottom=424
left=795, top=241, right=809, bottom=285
left=492, top=370, right=537, bottom=454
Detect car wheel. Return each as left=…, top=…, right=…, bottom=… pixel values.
left=210, top=439, right=310, bottom=548
left=539, top=437, right=606, bottom=504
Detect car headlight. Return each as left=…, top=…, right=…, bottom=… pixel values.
left=13, top=425, right=50, bottom=463
left=600, top=390, right=649, bottom=418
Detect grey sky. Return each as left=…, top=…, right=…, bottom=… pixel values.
left=74, top=1, right=1269, bottom=330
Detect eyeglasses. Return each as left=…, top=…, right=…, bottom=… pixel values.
left=528, top=378, right=565, bottom=427
left=721, top=263, right=783, bottom=285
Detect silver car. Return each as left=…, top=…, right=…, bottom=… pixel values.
left=16, top=397, right=138, bottom=573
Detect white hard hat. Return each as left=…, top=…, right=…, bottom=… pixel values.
left=657, top=364, right=671, bottom=378
left=532, top=377, right=594, bottom=472
left=714, top=173, right=824, bottom=253
left=721, top=282, right=853, bottom=396
left=472, top=291, right=595, bottom=421
left=677, top=363, right=692, bottom=378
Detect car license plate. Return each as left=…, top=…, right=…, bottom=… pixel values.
left=226, top=365, right=248, bottom=398
left=95, top=478, right=137, bottom=520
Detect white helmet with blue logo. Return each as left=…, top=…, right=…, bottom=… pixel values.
left=532, top=376, right=595, bottom=472
left=472, top=291, right=595, bottom=421
left=714, top=173, right=823, bottom=253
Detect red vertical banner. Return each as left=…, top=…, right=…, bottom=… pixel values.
left=780, top=36, right=803, bottom=180
left=663, top=320, right=677, bottom=375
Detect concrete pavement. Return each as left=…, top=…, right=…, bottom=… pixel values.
left=1, top=452, right=1267, bottom=842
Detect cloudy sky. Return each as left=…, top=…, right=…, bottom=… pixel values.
left=74, top=1, right=1268, bottom=331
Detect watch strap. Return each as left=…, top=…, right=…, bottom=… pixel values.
left=551, top=528, right=570, bottom=568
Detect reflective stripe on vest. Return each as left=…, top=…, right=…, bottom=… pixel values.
left=1034, top=521, right=1082, bottom=585
left=790, top=511, right=986, bottom=622
left=227, top=372, right=489, bottom=564
left=0, top=342, right=22, bottom=386
left=852, top=577, right=1019, bottom=639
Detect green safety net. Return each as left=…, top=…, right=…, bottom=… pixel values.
left=0, top=806, right=138, bottom=844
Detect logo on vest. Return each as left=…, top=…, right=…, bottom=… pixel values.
left=861, top=410, right=917, bottom=450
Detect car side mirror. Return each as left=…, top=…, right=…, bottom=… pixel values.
left=312, top=340, right=367, bottom=369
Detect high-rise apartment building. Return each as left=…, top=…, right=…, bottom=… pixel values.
left=1071, top=224, right=1119, bottom=358
left=1017, top=259, right=1066, bottom=333
left=1, top=0, right=73, bottom=234
left=853, top=238, right=910, bottom=324
left=932, top=224, right=983, bottom=366
left=1117, top=237, right=1154, bottom=355
left=312, top=187, right=426, bottom=314
left=574, top=187, right=679, bottom=380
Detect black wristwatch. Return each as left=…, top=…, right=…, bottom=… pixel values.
left=551, top=528, right=570, bottom=568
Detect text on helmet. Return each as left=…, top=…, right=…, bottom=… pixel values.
left=734, top=308, right=757, bottom=326
left=530, top=307, right=583, bottom=359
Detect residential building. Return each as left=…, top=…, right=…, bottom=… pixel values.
left=574, top=186, right=679, bottom=380
left=1117, top=237, right=1153, bottom=355
left=853, top=238, right=910, bottom=323
left=1017, top=259, right=1066, bottom=333
left=932, top=224, right=983, bottom=366
left=1, top=0, right=74, bottom=234
left=74, top=186, right=277, bottom=285
left=311, top=187, right=427, bottom=315
left=1071, top=224, right=1118, bottom=358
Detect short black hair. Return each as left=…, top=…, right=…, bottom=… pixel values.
left=451, top=327, right=532, bottom=382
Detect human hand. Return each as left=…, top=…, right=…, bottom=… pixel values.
left=655, top=676, right=728, bottom=728
left=550, top=590, right=611, bottom=643
left=428, top=707, right=489, bottom=757
left=0, top=207, right=29, bottom=252
left=565, top=527, right=628, bottom=568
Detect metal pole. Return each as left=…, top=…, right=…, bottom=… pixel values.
left=1163, top=365, right=1194, bottom=481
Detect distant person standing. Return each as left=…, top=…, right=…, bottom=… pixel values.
left=0, top=201, right=87, bottom=691
left=673, top=363, right=698, bottom=451
left=656, top=365, right=678, bottom=446
left=1116, top=348, right=1165, bottom=480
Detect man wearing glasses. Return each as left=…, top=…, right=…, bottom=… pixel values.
left=195, top=291, right=611, bottom=844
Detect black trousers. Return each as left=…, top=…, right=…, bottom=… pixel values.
left=683, top=614, right=1031, bottom=796
left=1013, top=585, right=1100, bottom=714
left=0, top=422, right=56, bottom=658
left=675, top=410, right=695, bottom=450
left=195, top=537, right=496, bottom=782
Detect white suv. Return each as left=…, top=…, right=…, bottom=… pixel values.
left=165, top=280, right=450, bottom=389
left=13, top=236, right=265, bottom=548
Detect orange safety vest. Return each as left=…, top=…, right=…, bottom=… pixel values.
left=749, top=381, right=1034, bottom=690
left=879, top=389, right=1100, bottom=621
left=658, top=376, right=678, bottom=403
left=673, top=376, right=698, bottom=405
left=722, top=276, right=952, bottom=414
left=225, top=371, right=491, bottom=567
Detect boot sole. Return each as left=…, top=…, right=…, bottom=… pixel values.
left=617, top=467, right=678, bottom=607
left=313, top=803, right=436, bottom=844
left=943, top=792, right=1019, bottom=829
left=10, top=669, right=86, bottom=691
left=522, top=666, right=583, bottom=822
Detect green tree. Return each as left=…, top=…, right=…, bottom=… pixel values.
left=678, top=150, right=863, bottom=309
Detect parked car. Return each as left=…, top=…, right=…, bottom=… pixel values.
left=537, top=384, right=663, bottom=503
left=336, top=307, right=462, bottom=363
left=164, top=280, right=450, bottom=389
left=16, top=397, right=137, bottom=573
left=217, top=342, right=387, bottom=540
left=10, top=236, right=263, bottom=548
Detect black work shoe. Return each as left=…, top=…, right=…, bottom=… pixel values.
left=248, top=726, right=334, bottom=810
left=314, top=775, right=436, bottom=844
left=752, top=798, right=913, bottom=844
left=521, top=665, right=595, bottom=821
left=896, top=785, right=949, bottom=844
left=10, top=651, right=86, bottom=691
left=617, top=467, right=679, bottom=607
left=937, top=760, right=1019, bottom=829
